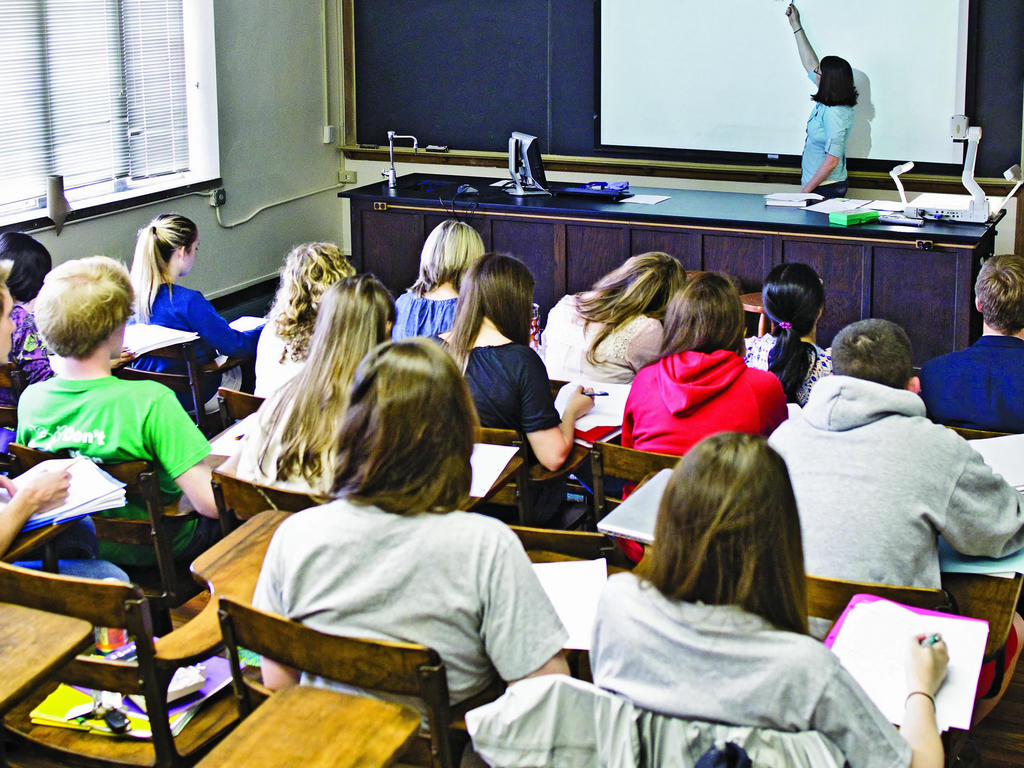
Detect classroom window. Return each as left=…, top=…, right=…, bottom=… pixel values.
left=0, top=0, right=219, bottom=222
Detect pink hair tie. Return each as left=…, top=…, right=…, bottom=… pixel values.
left=778, top=321, right=792, bottom=330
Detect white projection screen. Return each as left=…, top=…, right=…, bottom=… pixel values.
left=600, top=0, right=970, bottom=165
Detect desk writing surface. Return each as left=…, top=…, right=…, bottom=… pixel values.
left=340, top=173, right=995, bottom=246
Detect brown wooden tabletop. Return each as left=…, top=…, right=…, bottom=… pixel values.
left=1, top=521, right=74, bottom=563
left=942, top=572, right=1023, bottom=657
left=0, top=602, right=92, bottom=714
left=194, top=685, right=420, bottom=768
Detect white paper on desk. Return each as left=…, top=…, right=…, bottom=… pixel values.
left=554, top=381, right=630, bottom=431
left=764, top=192, right=823, bottom=203
left=938, top=536, right=1024, bottom=576
left=469, top=443, right=519, bottom=499
left=209, top=413, right=258, bottom=458
left=618, top=194, right=669, bottom=205
left=829, top=599, right=987, bottom=731
left=122, top=324, right=199, bottom=356
left=964, top=433, right=1024, bottom=490
left=805, top=198, right=871, bottom=214
left=228, top=315, right=267, bottom=332
left=532, top=559, right=607, bottom=650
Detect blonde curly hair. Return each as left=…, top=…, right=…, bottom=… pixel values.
left=268, top=242, right=355, bottom=363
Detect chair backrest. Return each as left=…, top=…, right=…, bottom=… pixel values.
left=116, top=340, right=205, bottom=421
left=211, top=467, right=322, bottom=535
left=510, top=525, right=634, bottom=570
left=948, top=425, right=1013, bottom=441
left=806, top=574, right=954, bottom=623
left=218, top=387, right=264, bottom=424
left=590, top=442, right=680, bottom=521
left=0, top=363, right=26, bottom=428
left=476, top=428, right=532, bottom=523
left=218, top=596, right=454, bottom=768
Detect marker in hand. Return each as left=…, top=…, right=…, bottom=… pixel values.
left=920, top=633, right=942, bottom=647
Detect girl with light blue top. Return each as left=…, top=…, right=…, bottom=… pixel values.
left=786, top=3, right=857, bottom=199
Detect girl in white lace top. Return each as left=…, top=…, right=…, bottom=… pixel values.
left=542, top=252, right=686, bottom=383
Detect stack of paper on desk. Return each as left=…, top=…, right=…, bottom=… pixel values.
left=554, top=381, right=630, bottom=446
left=826, top=596, right=987, bottom=731
left=123, top=324, right=199, bottom=355
left=532, top=559, right=607, bottom=650
left=964, top=433, right=1024, bottom=491
left=19, top=459, right=127, bottom=532
left=764, top=192, right=823, bottom=207
left=938, top=536, right=1024, bottom=576
left=227, top=315, right=267, bottom=332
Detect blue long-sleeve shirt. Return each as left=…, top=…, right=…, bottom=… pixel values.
left=130, top=284, right=260, bottom=407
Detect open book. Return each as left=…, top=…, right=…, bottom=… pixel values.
left=122, top=324, right=199, bottom=356
left=19, top=458, right=127, bottom=532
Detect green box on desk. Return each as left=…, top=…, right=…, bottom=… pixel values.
left=829, top=210, right=880, bottom=227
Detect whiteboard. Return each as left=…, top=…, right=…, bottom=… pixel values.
left=600, top=0, right=969, bottom=165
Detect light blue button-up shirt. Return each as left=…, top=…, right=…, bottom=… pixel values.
left=801, top=72, right=855, bottom=187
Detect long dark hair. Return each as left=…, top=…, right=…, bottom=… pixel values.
left=813, top=55, right=858, bottom=107
left=642, top=432, right=808, bottom=635
left=762, top=263, right=825, bottom=403
left=446, top=252, right=533, bottom=370
left=0, top=232, right=52, bottom=303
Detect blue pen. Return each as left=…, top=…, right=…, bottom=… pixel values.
left=586, top=391, right=610, bottom=397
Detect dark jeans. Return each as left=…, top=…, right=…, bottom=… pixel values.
left=816, top=180, right=848, bottom=199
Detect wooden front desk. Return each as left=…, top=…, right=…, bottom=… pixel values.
left=341, top=174, right=1002, bottom=365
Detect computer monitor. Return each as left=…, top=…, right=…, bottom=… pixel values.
left=507, top=131, right=550, bottom=196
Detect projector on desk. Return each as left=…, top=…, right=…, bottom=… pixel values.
left=904, top=193, right=991, bottom=224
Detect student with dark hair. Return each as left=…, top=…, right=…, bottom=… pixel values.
left=0, top=232, right=55, bottom=404
left=745, top=262, right=831, bottom=405
left=785, top=3, right=857, bottom=198
left=591, top=432, right=948, bottom=768
left=770, top=318, right=1024, bottom=723
left=622, top=272, right=787, bottom=457
left=920, top=253, right=1024, bottom=431
left=253, top=339, right=569, bottom=718
left=445, top=253, right=594, bottom=475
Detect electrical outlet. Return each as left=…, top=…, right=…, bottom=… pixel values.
left=208, top=188, right=226, bottom=207
left=339, top=170, right=357, bottom=184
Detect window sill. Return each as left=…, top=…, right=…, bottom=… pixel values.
left=0, top=176, right=223, bottom=234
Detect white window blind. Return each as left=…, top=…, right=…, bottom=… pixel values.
left=0, top=0, right=190, bottom=212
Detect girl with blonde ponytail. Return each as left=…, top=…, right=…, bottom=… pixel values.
left=129, top=213, right=262, bottom=407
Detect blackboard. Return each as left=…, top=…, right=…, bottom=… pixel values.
left=353, top=1, right=1023, bottom=179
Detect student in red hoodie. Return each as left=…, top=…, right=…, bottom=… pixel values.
left=623, top=272, right=787, bottom=456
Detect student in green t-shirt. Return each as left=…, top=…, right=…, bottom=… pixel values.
left=17, top=256, right=220, bottom=567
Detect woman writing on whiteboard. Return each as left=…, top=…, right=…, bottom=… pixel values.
left=786, top=3, right=857, bottom=199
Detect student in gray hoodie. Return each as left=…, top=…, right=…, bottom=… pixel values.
left=769, top=318, right=1024, bottom=722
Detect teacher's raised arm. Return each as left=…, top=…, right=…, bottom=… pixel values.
left=786, top=3, right=858, bottom=197
left=786, top=3, right=819, bottom=80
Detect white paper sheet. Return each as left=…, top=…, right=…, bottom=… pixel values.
left=829, top=599, right=988, bottom=731
left=618, top=194, right=670, bottom=205
left=123, top=324, right=199, bottom=355
left=469, top=443, right=520, bottom=499
left=228, top=315, right=267, bottom=332
left=531, top=559, right=608, bottom=650
left=764, top=192, right=823, bottom=203
left=805, top=198, right=871, bottom=214
left=208, top=413, right=258, bottom=458
left=965, top=433, right=1024, bottom=490
left=554, top=381, right=630, bottom=431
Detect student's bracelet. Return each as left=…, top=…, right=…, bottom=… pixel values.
left=905, top=691, right=935, bottom=710
left=793, top=27, right=803, bottom=34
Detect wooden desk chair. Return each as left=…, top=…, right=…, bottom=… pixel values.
left=8, top=444, right=200, bottom=632
left=0, top=561, right=236, bottom=768
left=510, top=525, right=636, bottom=571
left=943, top=572, right=1023, bottom=658
left=590, top=442, right=680, bottom=522
left=211, top=466, right=323, bottom=537
left=115, top=340, right=246, bottom=434
left=806, top=574, right=954, bottom=624
left=740, top=291, right=768, bottom=337
left=0, top=363, right=27, bottom=431
left=217, top=387, right=264, bottom=424
left=217, top=597, right=455, bottom=768
left=948, top=426, right=1013, bottom=441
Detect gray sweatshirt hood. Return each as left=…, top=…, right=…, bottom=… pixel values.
left=800, top=375, right=926, bottom=432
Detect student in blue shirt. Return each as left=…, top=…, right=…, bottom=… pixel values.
left=128, top=213, right=261, bottom=409
left=785, top=3, right=857, bottom=199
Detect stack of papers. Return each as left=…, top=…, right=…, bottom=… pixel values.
left=554, top=381, right=630, bottom=446
left=826, top=596, right=988, bottom=731
left=123, top=324, right=199, bottom=356
left=938, top=536, right=1024, bottom=576
left=532, top=559, right=607, bottom=650
left=764, top=192, right=823, bottom=207
left=19, top=459, right=127, bottom=532
left=228, top=315, right=267, bottom=332
left=469, top=443, right=520, bottom=499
